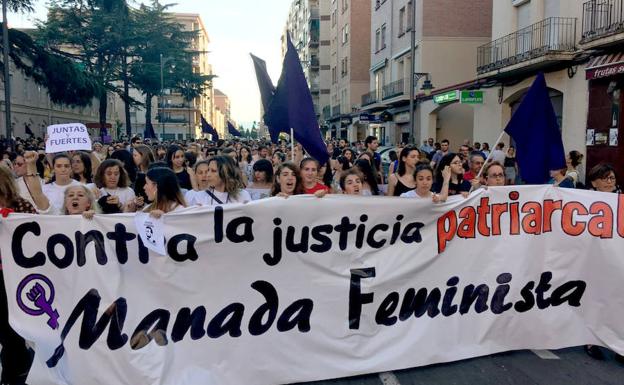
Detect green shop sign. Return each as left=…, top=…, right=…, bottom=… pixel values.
left=433, top=90, right=459, bottom=104
left=460, top=90, right=484, bottom=104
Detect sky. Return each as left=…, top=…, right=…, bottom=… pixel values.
left=8, top=0, right=294, bottom=129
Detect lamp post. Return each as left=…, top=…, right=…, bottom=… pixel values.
left=160, top=53, right=164, bottom=140
left=2, top=0, right=12, bottom=146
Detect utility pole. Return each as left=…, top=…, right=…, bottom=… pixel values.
left=2, top=0, right=12, bottom=146
left=160, top=53, right=165, bottom=140
left=408, top=0, right=416, bottom=144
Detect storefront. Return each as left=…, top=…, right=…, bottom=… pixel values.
left=585, top=52, right=624, bottom=181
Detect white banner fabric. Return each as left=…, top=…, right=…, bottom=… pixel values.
left=1, top=186, right=624, bottom=385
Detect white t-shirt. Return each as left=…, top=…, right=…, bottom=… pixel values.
left=42, top=180, right=83, bottom=214
left=185, top=189, right=251, bottom=206
left=245, top=188, right=271, bottom=201
left=400, top=190, right=433, bottom=199
left=99, top=187, right=136, bottom=205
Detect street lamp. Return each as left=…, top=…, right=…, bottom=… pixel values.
left=159, top=54, right=177, bottom=141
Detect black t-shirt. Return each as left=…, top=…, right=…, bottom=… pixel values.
left=433, top=179, right=470, bottom=195
left=176, top=169, right=193, bottom=190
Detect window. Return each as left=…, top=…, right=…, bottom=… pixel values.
left=381, top=24, right=387, bottom=50
left=399, top=7, right=406, bottom=35
left=375, top=28, right=381, bottom=52
left=341, top=57, right=348, bottom=77
left=341, top=0, right=348, bottom=13
left=331, top=9, right=337, bottom=27
left=332, top=67, right=337, bottom=84
left=342, top=24, right=349, bottom=44
left=375, top=69, right=385, bottom=99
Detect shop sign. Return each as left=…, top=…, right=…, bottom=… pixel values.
left=394, top=112, right=410, bottom=124
left=460, top=90, right=484, bottom=104
left=433, top=90, right=459, bottom=104
left=586, top=63, right=624, bottom=80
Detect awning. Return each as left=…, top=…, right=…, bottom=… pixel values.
left=585, top=52, right=624, bottom=80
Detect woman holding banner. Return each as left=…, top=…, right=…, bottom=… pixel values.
left=94, top=159, right=137, bottom=213
left=585, top=163, right=622, bottom=363
left=401, top=164, right=449, bottom=202
left=143, top=167, right=187, bottom=218
left=185, top=157, right=250, bottom=206
left=0, top=166, right=35, bottom=385
left=43, top=154, right=84, bottom=214
left=272, top=162, right=304, bottom=197
left=433, top=153, right=470, bottom=198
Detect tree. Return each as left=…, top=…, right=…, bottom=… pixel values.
left=0, top=24, right=98, bottom=106
left=130, top=1, right=214, bottom=139
left=38, top=0, right=130, bottom=138
left=129, top=1, right=194, bottom=133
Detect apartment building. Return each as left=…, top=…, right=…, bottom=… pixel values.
left=214, top=89, right=231, bottom=138
left=326, top=0, right=372, bottom=142
left=360, top=0, right=492, bottom=146
left=156, top=13, right=214, bottom=141
left=283, top=0, right=329, bottom=125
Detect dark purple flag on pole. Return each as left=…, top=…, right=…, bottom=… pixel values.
left=250, top=53, right=283, bottom=143
left=265, top=33, right=328, bottom=164
left=227, top=121, right=242, bottom=137
left=504, top=72, right=566, bottom=184
left=201, top=114, right=219, bottom=142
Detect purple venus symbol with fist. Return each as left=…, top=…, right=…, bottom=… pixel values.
left=16, top=274, right=60, bottom=330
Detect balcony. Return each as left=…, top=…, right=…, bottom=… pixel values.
left=382, top=78, right=405, bottom=100
left=477, top=17, right=577, bottom=76
left=322, top=105, right=331, bottom=120
left=158, top=116, right=189, bottom=124
left=158, top=102, right=187, bottom=109
left=332, top=104, right=341, bottom=117
left=361, top=90, right=378, bottom=107
left=581, top=0, right=624, bottom=47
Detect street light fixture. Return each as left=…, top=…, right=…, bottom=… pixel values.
left=160, top=54, right=176, bottom=141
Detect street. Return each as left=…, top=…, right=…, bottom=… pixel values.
left=297, top=347, right=624, bottom=385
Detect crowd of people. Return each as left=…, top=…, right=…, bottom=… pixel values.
left=0, top=134, right=621, bottom=383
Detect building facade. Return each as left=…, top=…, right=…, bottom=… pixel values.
left=326, top=0, right=372, bottom=142
left=360, top=0, right=492, bottom=146
left=282, top=0, right=329, bottom=126
left=422, top=0, right=587, bottom=176
left=0, top=67, right=117, bottom=139
left=213, top=89, right=231, bottom=138
left=580, top=0, right=624, bottom=181
left=155, top=13, right=214, bottom=141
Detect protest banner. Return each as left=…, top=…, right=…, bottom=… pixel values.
left=1, top=186, right=623, bottom=385
left=45, top=123, right=92, bottom=153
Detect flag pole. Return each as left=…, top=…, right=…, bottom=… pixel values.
left=290, top=127, right=295, bottom=161
left=469, top=130, right=506, bottom=193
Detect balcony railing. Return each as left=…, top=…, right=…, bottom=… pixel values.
left=382, top=78, right=405, bottom=100
left=332, top=104, right=341, bottom=117
left=158, top=102, right=187, bottom=109
left=581, top=0, right=624, bottom=42
left=322, top=105, right=331, bottom=120
left=361, top=90, right=378, bottom=106
left=158, top=116, right=188, bottom=123
left=477, top=17, right=577, bottom=74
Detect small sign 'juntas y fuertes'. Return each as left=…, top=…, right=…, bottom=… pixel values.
left=45, top=123, right=92, bottom=153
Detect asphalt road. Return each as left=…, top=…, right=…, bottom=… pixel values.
left=296, top=347, right=624, bottom=385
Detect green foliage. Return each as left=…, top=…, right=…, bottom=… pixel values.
left=0, top=24, right=99, bottom=106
